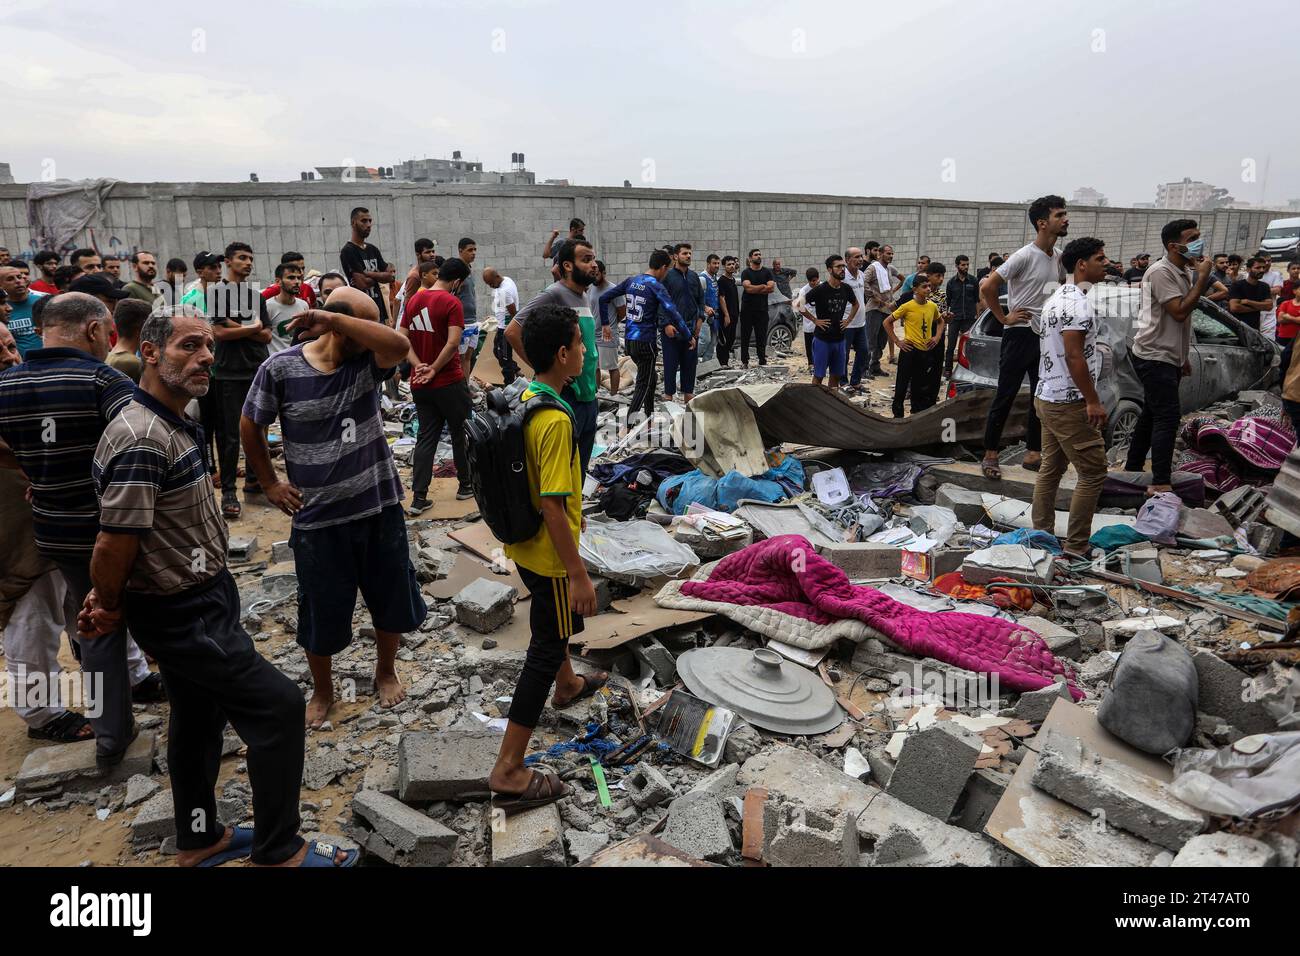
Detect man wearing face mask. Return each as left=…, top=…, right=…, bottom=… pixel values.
left=1124, top=219, right=1214, bottom=495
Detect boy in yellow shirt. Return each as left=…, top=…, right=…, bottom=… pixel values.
left=489, top=304, right=607, bottom=813
left=885, top=277, right=945, bottom=418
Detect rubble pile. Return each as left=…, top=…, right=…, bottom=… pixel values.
left=4, top=365, right=1297, bottom=869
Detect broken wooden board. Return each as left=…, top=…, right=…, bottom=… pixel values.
left=425, top=553, right=527, bottom=602
left=986, top=697, right=1172, bottom=867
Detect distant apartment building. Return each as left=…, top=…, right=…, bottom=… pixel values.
left=1156, top=178, right=1216, bottom=210
left=1072, top=186, right=1108, bottom=206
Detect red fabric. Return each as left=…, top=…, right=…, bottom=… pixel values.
left=400, top=289, right=465, bottom=389
left=681, top=535, right=1082, bottom=699
left=261, top=282, right=316, bottom=308
left=29, top=279, right=58, bottom=295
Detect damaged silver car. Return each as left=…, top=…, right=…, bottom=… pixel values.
left=950, top=284, right=1280, bottom=448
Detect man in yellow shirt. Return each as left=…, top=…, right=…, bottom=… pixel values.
left=490, top=304, right=607, bottom=814
left=885, top=277, right=945, bottom=418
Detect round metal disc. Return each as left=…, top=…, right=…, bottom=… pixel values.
left=676, top=646, right=844, bottom=736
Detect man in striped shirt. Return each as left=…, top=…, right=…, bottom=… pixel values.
left=241, top=287, right=425, bottom=731
left=81, top=304, right=353, bottom=867
left=0, top=292, right=161, bottom=769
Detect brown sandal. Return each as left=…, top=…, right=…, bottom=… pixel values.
left=551, top=671, right=609, bottom=709
left=981, top=459, right=1002, bottom=481
left=491, top=769, right=571, bottom=816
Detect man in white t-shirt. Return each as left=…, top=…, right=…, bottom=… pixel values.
left=1261, top=254, right=1285, bottom=339
left=266, top=262, right=309, bottom=353
left=978, top=195, right=1070, bottom=480
left=865, top=244, right=898, bottom=378
left=793, top=267, right=821, bottom=368
left=483, top=267, right=520, bottom=383
left=841, top=247, right=870, bottom=392
left=1032, top=237, right=1109, bottom=556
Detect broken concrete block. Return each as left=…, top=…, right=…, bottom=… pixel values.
left=1210, top=485, right=1268, bottom=528
left=765, top=803, right=858, bottom=867
left=1191, top=650, right=1277, bottom=736
left=564, top=828, right=610, bottom=864
left=271, top=539, right=292, bottom=563
left=625, top=763, right=676, bottom=810
left=814, top=541, right=902, bottom=579
left=1261, top=832, right=1298, bottom=868
left=1031, top=730, right=1206, bottom=851
left=1014, top=616, right=1082, bottom=660
left=227, top=536, right=258, bottom=561
left=1110, top=544, right=1163, bottom=585
left=398, top=730, right=498, bottom=803
left=935, top=483, right=988, bottom=525
left=1244, top=521, right=1282, bottom=556
left=491, top=802, right=565, bottom=866
left=1102, top=615, right=1184, bottom=641
left=660, top=793, right=733, bottom=863
left=123, top=773, right=161, bottom=808
left=1177, top=507, right=1235, bottom=541
left=1097, top=632, right=1197, bottom=755
left=415, top=547, right=458, bottom=581
left=955, top=767, right=1011, bottom=834
left=589, top=574, right=615, bottom=613
left=1170, top=832, right=1277, bottom=867
left=452, top=577, right=517, bottom=633
left=687, top=762, right=741, bottom=801
left=16, top=732, right=157, bottom=798
left=131, top=789, right=175, bottom=847
left=737, top=746, right=1012, bottom=866
left=885, top=721, right=982, bottom=820
left=723, top=721, right=763, bottom=765
left=1014, top=681, right=1073, bottom=723
left=360, top=760, right=399, bottom=797
left=349, top=789, right=458, bottom=866
left=960, top=545, right=1054, bottom=586
left=302, top=746, right=349, bottom=790
left=630, top=636, right=677, bottom=685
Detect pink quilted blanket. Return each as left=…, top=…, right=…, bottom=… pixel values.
left=679, top=534, right=1082, bottom=700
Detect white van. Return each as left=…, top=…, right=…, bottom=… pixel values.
left=1259, top=217, right=1300, bottom=261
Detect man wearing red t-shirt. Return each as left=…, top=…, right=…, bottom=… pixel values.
left=398, top=257, right=473, bottom=514
left=260, top=251, right=317, bottom=308
left=29, top=250, right=61, bottom=295
left=1278, top=281, right=1300, bottom=344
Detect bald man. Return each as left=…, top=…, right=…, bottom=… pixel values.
left=240, top=286, right=426, bottom=730
left=483, top=266, right=520, bottom=382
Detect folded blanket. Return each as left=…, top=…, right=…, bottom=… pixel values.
left=656, top=534, right=1081, bottom=700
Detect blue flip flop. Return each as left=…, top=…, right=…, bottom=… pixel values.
left=197, top=826, right=255, bottom=868
left=299, top=840, right=359, bottom=868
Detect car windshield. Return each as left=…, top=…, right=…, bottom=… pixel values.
left=1264, top=226, right=1300, bottom=240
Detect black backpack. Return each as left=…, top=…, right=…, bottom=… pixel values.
left=464, top=387, right=576, bottom=544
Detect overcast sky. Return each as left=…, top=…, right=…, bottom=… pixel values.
left=3, top=0, right=1295, bottom=208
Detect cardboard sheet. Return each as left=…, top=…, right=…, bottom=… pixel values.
left=449, top=521, right=515, bottom=571
left=985, top=697, right=1172, bottom=867
left=425, top=553, right=527, bottom=602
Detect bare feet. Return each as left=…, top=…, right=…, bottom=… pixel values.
left=176, top=826, right=234, bottom=868
left=306, top=688, right=334, bottom=729
left=1022, top=451, right=1042, bottom=470
left=260, top=842, right=349, bottom=867
left=1147, top=484, right=1174, bottom=495
left=374, top=667, right=406, bottom=709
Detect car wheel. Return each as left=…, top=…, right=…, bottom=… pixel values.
left=766, top=322, right=793, bottom=355
left=1105, top=399, right=1141, bottom=450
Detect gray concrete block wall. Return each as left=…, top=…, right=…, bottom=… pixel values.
left=746, top=200, right=839, bottom=274
left=0, top=183, right=1291, bottom=309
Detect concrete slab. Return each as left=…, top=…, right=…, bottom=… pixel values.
left=491, top=803, right=565, bottom=867
left=1171, top=832, right=1277, bottom=867
left=349, top=790, right=458, bottom=866
left=16, top=732, right=156, bottom=797
left=398, top=730, right=498, bottom=802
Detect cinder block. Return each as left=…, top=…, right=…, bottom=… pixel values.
left=1031, top=730, right=1206, bottom=850
left=660, top=793, right=733, bottom=863
left=955, top=767, right=1011, bottom=834
left=492, top=802, right=565, bottom=867
left=452, top=578, right=517, bottom=634
left=1014, top=681, right=1072, bottom=723
left=886, top=721, right=982, bottom=820
left=625, top=763, right=676, bottom=810
left=397, top=730, right=498, bottom=803
left=815, top=542, right=902, bottom=579
left=348, top=789, right=459, bottom=866
left=1191, top=650, right=1276, bottom=735
left=765, top=802, right=858, bottom=867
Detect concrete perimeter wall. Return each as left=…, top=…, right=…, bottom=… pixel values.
left=0, top=182, right=1287, bottom=316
